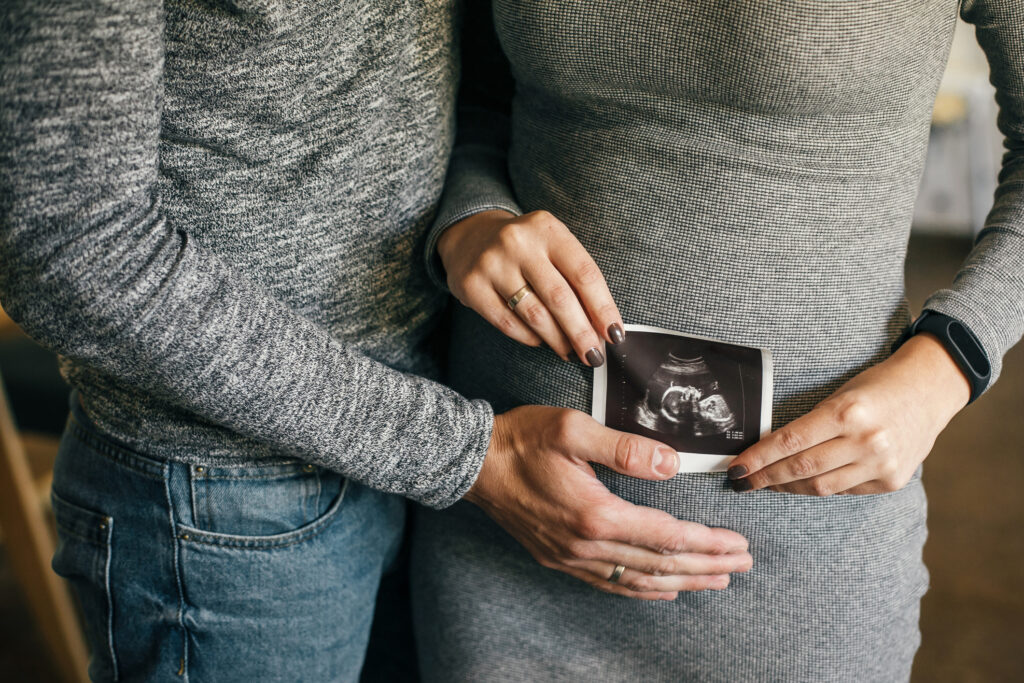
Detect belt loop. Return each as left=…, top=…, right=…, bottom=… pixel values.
left=165, top=461, right=195, bottom=529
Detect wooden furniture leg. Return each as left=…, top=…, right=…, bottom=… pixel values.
left=0, top=374, right=89, bottom=683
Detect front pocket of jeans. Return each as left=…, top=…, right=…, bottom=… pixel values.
left=51, top=491, right=118, bottom=682
left=180, top=462, right=347, bottom=549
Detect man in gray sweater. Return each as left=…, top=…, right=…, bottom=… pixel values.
left=0, top=1, right=751, bottom=680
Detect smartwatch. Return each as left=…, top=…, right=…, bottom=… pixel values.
left=891, top=310, right=991, bottom=403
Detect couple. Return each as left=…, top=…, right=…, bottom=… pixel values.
left=2, top=0, right=1020, bottom=681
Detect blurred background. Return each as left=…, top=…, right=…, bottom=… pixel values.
left=1, top=19, right=1022, bottom=683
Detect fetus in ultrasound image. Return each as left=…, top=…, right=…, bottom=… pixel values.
left=603, top=329, right=768, bottom=456
left=634, top=353, right=737, bottom=437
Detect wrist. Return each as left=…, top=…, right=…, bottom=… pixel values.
left=464, top=410, right=515, bottom=507
left=437, top=209, right=516, bottom=266
left=893, top=332, right=971, bottom=420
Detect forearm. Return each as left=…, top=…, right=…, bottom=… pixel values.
left=0, top=0, right=493, bottom=508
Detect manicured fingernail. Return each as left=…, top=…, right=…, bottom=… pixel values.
left=727, top=465, right=747, bottom=480
left=652, top=446, right=678, bottom=477
left=730, top=478, right=753, bottom=492
left=585, top=347, right=604, bottom=367
left=608, top=323, right=625, bottom=345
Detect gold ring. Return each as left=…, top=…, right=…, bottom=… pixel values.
left=607, top=564, right=626, bottom=584
left=507, top=285, right=532, bottom=311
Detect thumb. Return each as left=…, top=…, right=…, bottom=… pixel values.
left=585, top=422, right=680, bottom=481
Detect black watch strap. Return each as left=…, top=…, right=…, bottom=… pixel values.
left=891, top=310, right=991, bottom=403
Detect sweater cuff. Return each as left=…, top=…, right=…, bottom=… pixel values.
left=424, top=146, right=523, bottom=291
left=424, top=398, right=495, bottom=509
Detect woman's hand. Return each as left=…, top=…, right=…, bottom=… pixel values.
left=437, top=209, right=624, bottom=366
left=469, top=405, right=753, bottom=600
left=726, top=333, right=971, bottom=496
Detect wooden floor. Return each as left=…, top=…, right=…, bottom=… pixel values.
left=0, top=234, right=1021, bottom=682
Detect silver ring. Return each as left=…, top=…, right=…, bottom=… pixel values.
left=607, top=564, right=626, bottom=584
left=507, top=284, right=532, bottom=311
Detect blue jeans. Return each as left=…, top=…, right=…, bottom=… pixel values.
left=50, top=393, right=404, bottom=682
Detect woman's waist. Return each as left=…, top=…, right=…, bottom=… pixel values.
left=447, top=298, right=908, bottom=428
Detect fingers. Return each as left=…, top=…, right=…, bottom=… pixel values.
left=574, top=539, right=753, bottom=577
left=545, top=230, right=624, bottom=346
left=521, top=260, right=607, bottom=366
left=500, top=280, right=576, bottom=361
left=733, top=438, right=852, bottom=492
left=463, top=283, right=544, bottom=348
left=570, top=560, right=732, bottom=594
left=574, top=417, right=681, bottom=480
left=555, top=564, right=678, bottom=601
left=768, top=463, right=874, bottom=496
left=603, top=501, right=750, bottom=556
left=727, top=404, right=843, bottom=483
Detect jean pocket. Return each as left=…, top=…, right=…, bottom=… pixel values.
left=180, top=462, right=347, bottom=549
left=50, top=491, right=118, bottom=682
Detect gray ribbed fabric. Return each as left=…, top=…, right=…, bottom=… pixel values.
left=414, top=0, right=1023, bottom=679
left=0, top=0, right=493, bottom=508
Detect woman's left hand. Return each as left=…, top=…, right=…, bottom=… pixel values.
left=726, top=333, right=972, bottom=496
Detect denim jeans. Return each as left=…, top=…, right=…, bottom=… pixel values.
left=50, top=392, right=404, bottom=682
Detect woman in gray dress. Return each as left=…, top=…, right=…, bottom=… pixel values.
left=414, top=1, right=1023, bottom=680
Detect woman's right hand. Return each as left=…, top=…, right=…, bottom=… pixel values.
left=437, top=209, right=624, bottom=366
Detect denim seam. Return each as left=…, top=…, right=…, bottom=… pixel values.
left=313, top=472, right=322, bottom=523
left=175, top=478, right=350, bottom=550
left=189, top=468, right=198, bottom=530
left=101, top=517, right=119, bottom=682
left=67, top=416, right=166, bottom=480
left=196, top=470, right=315, bottom=481
left=163, top=466, right=190, bottom=682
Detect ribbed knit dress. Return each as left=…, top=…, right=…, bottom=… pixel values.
left=412, top=1, right=1024, bottom=680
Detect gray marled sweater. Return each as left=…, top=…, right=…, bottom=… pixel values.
left=0, top=0, right=493, bottom=508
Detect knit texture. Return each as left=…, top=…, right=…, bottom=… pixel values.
left=415, top=0, right=1023, bottom=679
left=0, top=0, right=493, bottom=509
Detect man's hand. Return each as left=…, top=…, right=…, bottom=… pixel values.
left=467, top=406, right=753, bottom=601
left=726, top=333, right=971, bottom=496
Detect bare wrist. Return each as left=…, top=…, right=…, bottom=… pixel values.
left=464, top=410, right=515, bottom=507
left=895, top=332, right=971, bottom=419
left=437, top=209, right=517, bottom=265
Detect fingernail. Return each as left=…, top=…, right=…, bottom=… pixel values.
left=585, top=347, right=605, bottom=367
left=653, top=446, right=678, bottom=477
left=730, top=478, right=753, bottom=492
left=727, top=465, right=747, bottom=480
left=608, top=323, right=625, bottom=345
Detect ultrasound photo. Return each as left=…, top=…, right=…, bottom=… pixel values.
left=592, top=324, right=773, bottom=473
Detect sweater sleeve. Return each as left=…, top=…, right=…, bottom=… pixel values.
left=0, top=0, right=492, bottom=508
left=923, top=0, right=1024, bottom=389
left=424, top=0, right=523, bottom=290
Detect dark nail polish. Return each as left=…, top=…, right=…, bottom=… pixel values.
left=608, top=323, right=625, bottom=345
left=727, top=465, right=747, bottom=480
left=585, top=347, right=605, bottom=367
left=730, top=478, right=753, bottom=492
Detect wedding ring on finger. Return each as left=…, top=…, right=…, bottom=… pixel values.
left=507, top=284, right=533, bottom=311
left=607, top=564, right=627, bottom=584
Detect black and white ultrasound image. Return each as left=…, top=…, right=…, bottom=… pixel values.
left=603, top=330, right=765, bottom=456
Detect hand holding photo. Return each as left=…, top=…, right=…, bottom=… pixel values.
left=592, top=324, right=773, bottom=473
